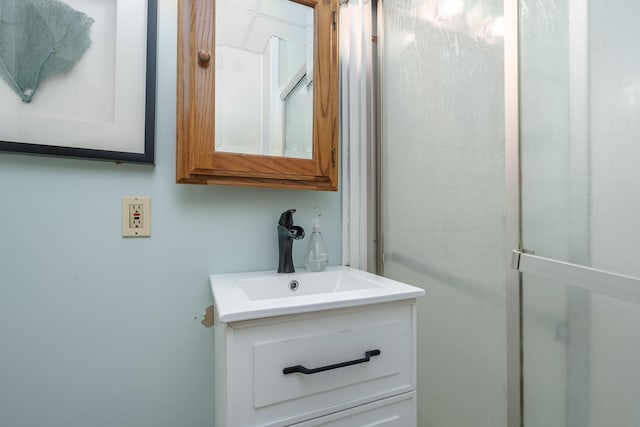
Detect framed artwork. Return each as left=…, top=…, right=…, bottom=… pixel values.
left=0, top=0, right=157, bottom=164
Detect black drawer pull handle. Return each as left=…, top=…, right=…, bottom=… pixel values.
left=283, top=349, right=381, bottom=375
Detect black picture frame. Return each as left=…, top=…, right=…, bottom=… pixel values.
left=0, top=0, right=158, bottom=164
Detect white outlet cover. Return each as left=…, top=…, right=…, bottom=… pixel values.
left=122, top=196, right=151, bottom=237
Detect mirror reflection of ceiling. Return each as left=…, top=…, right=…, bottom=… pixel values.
left=216, top=0, right=311, bottom=54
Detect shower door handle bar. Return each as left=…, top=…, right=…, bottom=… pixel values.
left=512, top=250, right=640, bottom=304
left=283, top=349, right=381, bottom=375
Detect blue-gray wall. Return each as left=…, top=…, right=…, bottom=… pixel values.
left=0, top=1, right=342, bottom=425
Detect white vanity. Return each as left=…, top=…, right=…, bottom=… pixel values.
left=210, top=266, right=424, bottom=426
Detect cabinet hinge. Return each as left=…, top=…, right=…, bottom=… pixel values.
left=332, top=10, right=337, bottom=31
left=331, top=147, right=336, bottom=167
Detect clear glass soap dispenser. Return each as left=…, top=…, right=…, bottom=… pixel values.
left=304, top=213, right=329, bottom=272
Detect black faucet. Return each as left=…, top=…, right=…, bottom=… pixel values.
left=277, top=209, right=305, bottom=273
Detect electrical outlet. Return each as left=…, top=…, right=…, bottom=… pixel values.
left=129, top=203, right=144, bottom=228
left=122, top=196, right=151, bottom=237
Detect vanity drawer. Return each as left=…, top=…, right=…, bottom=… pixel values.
left=289, top=391, right=416, bottom=426
left=215, top=300, right=417, bottom=427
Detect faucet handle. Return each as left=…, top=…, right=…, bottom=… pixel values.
left=289, top=225, right=305, bottom=240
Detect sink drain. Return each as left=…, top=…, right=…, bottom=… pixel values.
left=289, top=280, right=299, bottom=291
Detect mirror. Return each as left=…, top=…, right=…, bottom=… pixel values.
left=176, top=0, right=338, bottom=191
left=215, top=0, right=314, bottom=159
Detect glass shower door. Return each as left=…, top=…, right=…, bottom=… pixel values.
left=379, top=0, right=507, bottom=425
left=519, top=0, right=640, bottom=425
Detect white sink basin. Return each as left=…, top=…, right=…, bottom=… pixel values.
left=210, top=265, right=425, bottom=322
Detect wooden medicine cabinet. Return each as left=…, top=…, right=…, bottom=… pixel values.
left=177, top=0, right=339, bottom=191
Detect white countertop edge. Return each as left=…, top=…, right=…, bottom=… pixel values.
left=217, top=290, right=425, bottom=323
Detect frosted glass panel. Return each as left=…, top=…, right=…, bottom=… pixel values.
left=522, top=274, right=570, bottom=427
left=521, top=1, right=640, bottom=424
left=380, top=0, right=506, bottom=425
left=521, top=0, right=640, bottom=278
left=523, top=273, right=640, bottom=427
